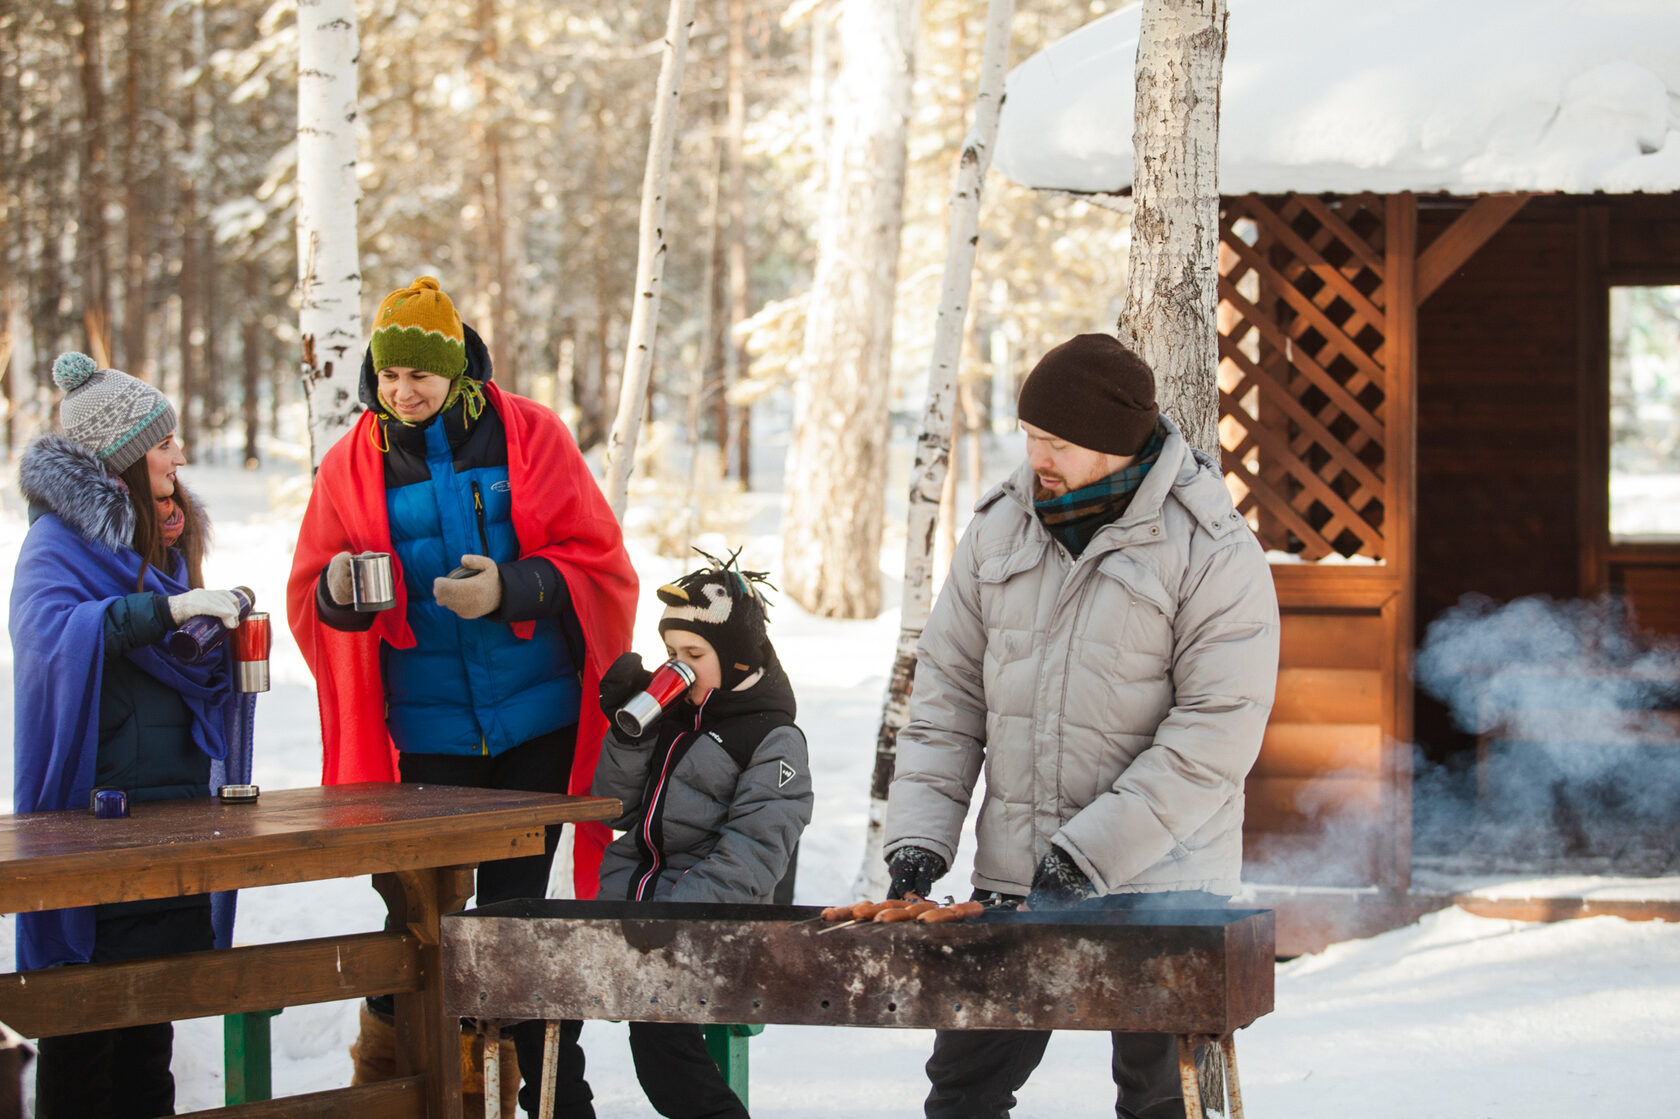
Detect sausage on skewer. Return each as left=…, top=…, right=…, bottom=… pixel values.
left=816, top=896, right=920, bottom=933
left=874, top=900, right=939, bottom=923
left=915, top=900, right=986, bottom=923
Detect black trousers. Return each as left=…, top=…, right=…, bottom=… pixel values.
left=35, top=905, right=215, bottom=1119
left=373, top=726, right=594, bottom=1118
left=628, top=1021, right=749, bottom=1119
left=923, top=890, right=1228, bottom=1119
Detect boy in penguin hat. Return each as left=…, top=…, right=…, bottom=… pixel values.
left=592, top=550, right=813, bottom=1119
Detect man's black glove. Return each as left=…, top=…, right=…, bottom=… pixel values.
left=1023, top=845, right=1095, bottom=910
left=598, top=652, right=653, bottom=721
left=885, top=845, right=947, bottom=900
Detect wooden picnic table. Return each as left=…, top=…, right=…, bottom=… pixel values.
left=0, top=782, right=619, bottom=1119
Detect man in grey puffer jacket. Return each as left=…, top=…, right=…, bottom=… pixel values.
left=883, top=334, right=1280, bottom=1119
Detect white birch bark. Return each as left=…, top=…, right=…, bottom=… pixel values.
left=1117, top=0, right=1227, bottom=457
left=297, top=0, right=362, bottom=470
left=603, top=0, right=696, bottom=519
left=1121, top=6, right=1230, bottom=1103
left=781, top=0, right=916, bottom=621
left=855, top=0, right=1014, bottom=899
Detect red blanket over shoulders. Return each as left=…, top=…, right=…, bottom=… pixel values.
left=286, top=383, right=638, bottom=897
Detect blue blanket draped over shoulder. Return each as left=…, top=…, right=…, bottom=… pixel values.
left=11, top=511, right=253, bottom=970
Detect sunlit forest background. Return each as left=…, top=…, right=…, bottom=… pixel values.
left=0, top=0, right=1135, bottom=482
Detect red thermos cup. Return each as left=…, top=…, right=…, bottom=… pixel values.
left=234, top=611, right=272, bottom=693
left=614, top=659, right=697, bottom=737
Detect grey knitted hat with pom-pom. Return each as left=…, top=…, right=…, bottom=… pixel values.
left=52, top=352, right=177, bottom=474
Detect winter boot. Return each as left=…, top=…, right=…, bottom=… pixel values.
left=349, top=1001, right=397, bottom=1086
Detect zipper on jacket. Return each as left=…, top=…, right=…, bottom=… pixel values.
left=470, top=480, right=490, bottom=556
left=632, top=698, right=708, bottom=900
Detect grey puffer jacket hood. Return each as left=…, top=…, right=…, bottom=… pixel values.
left=884, top=416, right=1279, bottom=897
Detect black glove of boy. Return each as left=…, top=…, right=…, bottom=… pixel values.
left=1023, top=845, right=1095, bottom=910
left=598, top=652, right=653, bottom=719
left=885, top=845, right=947, bottom=900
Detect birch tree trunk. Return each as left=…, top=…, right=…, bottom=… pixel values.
left=854, top=0, right=1013, bottom=898
left=1120, top=8, right=1230, bottom=1102
left=602, top=0, right=696, bottom=519
left=297, top=0, right=363, bottom=471
left=781, top=0, right=916, bottom=621
left=1116, top=0, right=1226, bottom=457
left=725, top=0, right=751, bottom=484
left=470, top=0, right=515, bottom=394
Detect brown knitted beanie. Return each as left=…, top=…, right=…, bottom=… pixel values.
left=1016, top=334, right=1159, bottom=457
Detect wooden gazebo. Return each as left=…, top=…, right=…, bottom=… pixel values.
left=995, top=1, right=1680, bottom=952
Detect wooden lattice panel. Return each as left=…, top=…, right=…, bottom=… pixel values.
left=1218, top=194, right=1391, bottom=560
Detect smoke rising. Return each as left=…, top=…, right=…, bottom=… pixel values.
left=1412, top=592, right=1680, bottom=868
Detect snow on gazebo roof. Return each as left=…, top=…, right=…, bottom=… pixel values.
left=993, top=0, right=1680, bottom=197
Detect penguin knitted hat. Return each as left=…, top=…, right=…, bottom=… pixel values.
left=52, top=351, right=177, bottom=474
left=656, top=554, right=773, bottom=691
left=370, top=276, right=467, bottom=378
left=1016, top=333, right=1159, bottom=457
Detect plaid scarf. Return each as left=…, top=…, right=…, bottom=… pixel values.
left=1034, top=421, right=1166, bottom=557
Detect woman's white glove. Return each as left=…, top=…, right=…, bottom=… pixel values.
left=168, top=588, right=244, bottom=629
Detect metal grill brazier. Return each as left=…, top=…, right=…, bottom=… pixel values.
left=442, top=900, right=1273, bottom=1118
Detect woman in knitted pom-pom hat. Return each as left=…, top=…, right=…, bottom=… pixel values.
left=590, top=551, right=812, bottom=1119
left=12, top=352, right=255, bottom=1117
left=287, top=277, right=637, bottom=1117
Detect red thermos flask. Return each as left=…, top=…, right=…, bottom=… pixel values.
left=614, top=659, right=697, bottom=737
left=233, top=612, right=272, bottom=693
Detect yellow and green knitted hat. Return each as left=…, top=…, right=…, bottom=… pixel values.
left=370, top=276, right=467, bottom=379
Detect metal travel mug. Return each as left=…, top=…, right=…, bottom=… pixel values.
left=165, top=586, right=256, bottom=662
left=351, top=552, right=396, bottom=612
left=614, top=659, right=698, bottom=737
left=233, top=611, right=272, bottom=693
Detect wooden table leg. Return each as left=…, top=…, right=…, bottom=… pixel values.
left=391, top=866, right=474, bottom=1119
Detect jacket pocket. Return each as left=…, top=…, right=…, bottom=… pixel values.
left=975, top=538, right=1046, bottom=587
left=1080, top=553, right=1174, bottom=676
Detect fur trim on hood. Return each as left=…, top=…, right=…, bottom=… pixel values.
left=18, top=434, right=201, bottom=557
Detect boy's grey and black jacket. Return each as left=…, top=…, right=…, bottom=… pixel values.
left=593, top=647, right=812, bottom=904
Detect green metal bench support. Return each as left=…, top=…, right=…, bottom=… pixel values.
left=703, top=1022, right=764, bottom=1107
left=223, top=1009, right=283, bottom=1105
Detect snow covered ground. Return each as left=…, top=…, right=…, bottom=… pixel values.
left=3, top=434, right=1679, bottom=1117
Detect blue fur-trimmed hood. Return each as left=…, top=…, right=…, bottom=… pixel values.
left=18, top=434, right=203, bottom=557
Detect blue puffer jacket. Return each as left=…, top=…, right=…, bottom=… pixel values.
left=323, top=328, right=583, bottom=757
